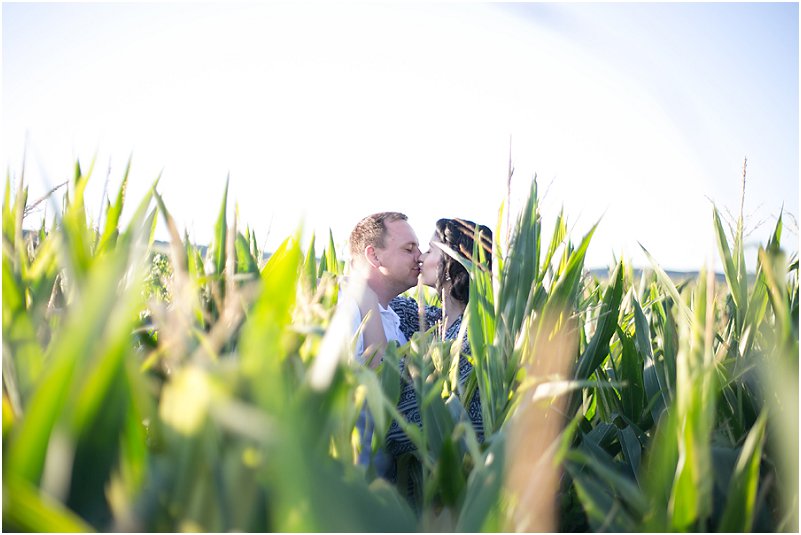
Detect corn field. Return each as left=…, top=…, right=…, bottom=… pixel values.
left=2, top=160, right=798, bottom=532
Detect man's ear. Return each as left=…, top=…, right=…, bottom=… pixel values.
left=364, top=245, right=381, bottom=269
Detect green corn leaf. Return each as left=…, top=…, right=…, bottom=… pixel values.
left=7, top=193, right=30, bottom=293
left=234, top=231, right=259, bottom=275
left=154, top=190, right=188, bottom=274
left=669, top=436, right=703, bottom=525
left=640, top=407, right=679, bottom=531
left=185, top=230, right=202, bottom=279
left=421, top=376, right=455, bottom=457
left=466, top=247, right=496, bottom=357
left=719, top=411, right=768, bottom=532
left=67, top=363, right=137, bottom=526
left=640, top=244, right=693, bottom=327
left=60, top=159, right=95, bottom=280
left=436, top=433, right=466, bottom=507
left=759, top=247, right=793, bottom=348
left=325, top=228, right=340, bottom=277
left=240, top=233, right=302, bottom=408
left=6, top=245, right=134, bottom=485
left=538, top=207, right=567, bottom=286
left=582, top=421, right=616, bottom=453
left=272, top=444, right=416, bottom=532
left=3, top=175, right=14, bottom=246
left=249, top=227, right=260, bottom=265
left=713, top=207, right=747, bottom=331
left=670, top=270, right=717, bottom=531
left=118, top=177, right=158, bottom=250
left=25, top=230, right=58, bottom=286
left=69, top=271, right=145, bottom=435
left=634, top=298, right=670, bottom=424
left=115, top=357, right=152, bottom=498
left=766, top=209, right=783, bottom=253
left=617, top=425, right=643, bottom=485
left=496, top=179, right=540, bottom=348
left=493, top=198, right=506, bottom=278
left=466, top=265, right=498, bottom=431
left=303, top=233, right=317, bottom=291
left=457, top=433, right=505, bottom=532
left=661, top=297, right=679, bottom=393
left=617, top=327, right=645, bottom=424
left=741, top=275, right=769, bottom=360
left=213, top=176, right=230, bottom=277
left=742, top=209, right=782, bottom=349
left=3, top=474, right=94, bottom=532
left=541, top=222, right=597, bottom=329
left=95, top=156, right=130, bottom=255
left=574, top=260, right=622, bottom=382
left=316, top=251, right=328, bottom=279
left=568, top=446, right=647, bottom=518
left=565, top=458, right=636, bottom=532
left=3, top=255, right=46, bottom=406
left=354, top=366, right=389, bottom=442
left=379, top=343, right=401, bottom=409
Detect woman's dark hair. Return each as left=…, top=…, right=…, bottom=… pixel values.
left=434, top=218, right=492, bottom=304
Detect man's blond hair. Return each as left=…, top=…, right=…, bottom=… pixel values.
left=348, top=212, right=408, bottom=259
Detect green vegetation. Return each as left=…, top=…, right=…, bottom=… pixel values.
left=2, top=160, right=797, bottom=531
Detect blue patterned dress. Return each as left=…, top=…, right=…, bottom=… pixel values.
left=386, top=296, right=484, bottom=456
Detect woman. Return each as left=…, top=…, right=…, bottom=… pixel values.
left=384, top=217, right=493, bottom=456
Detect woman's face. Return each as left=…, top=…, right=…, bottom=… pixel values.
left=420, top=232, right=443, bottom=288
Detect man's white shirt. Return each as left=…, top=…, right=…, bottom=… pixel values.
left=338, top=291, right=407, bottom=364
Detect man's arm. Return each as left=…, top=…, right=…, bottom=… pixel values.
left=340, top=277, right=387, bottom=369
left=353, top=284, right=387, bottom=370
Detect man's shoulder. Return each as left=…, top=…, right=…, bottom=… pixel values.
left=335, top=288, right=361, bottom=322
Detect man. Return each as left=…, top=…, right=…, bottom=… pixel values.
left=340, top=211, right=422, bottom=367
left=337, top=212, right=420, bottom=473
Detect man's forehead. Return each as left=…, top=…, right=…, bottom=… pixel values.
left=385, top=219, right=418, bottom=245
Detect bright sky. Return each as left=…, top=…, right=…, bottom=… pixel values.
left=2, top=2, right=798, bottom=271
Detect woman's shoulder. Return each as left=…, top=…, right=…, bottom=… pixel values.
left=389, top=295, right=416, bottom=310
left=390, top=296, right=420, bottom=339
left=389, top=296, right=419, bottom=323
left=390, top=296, right=443, bottom=334
left=445, top=314, right=472, bottom=354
